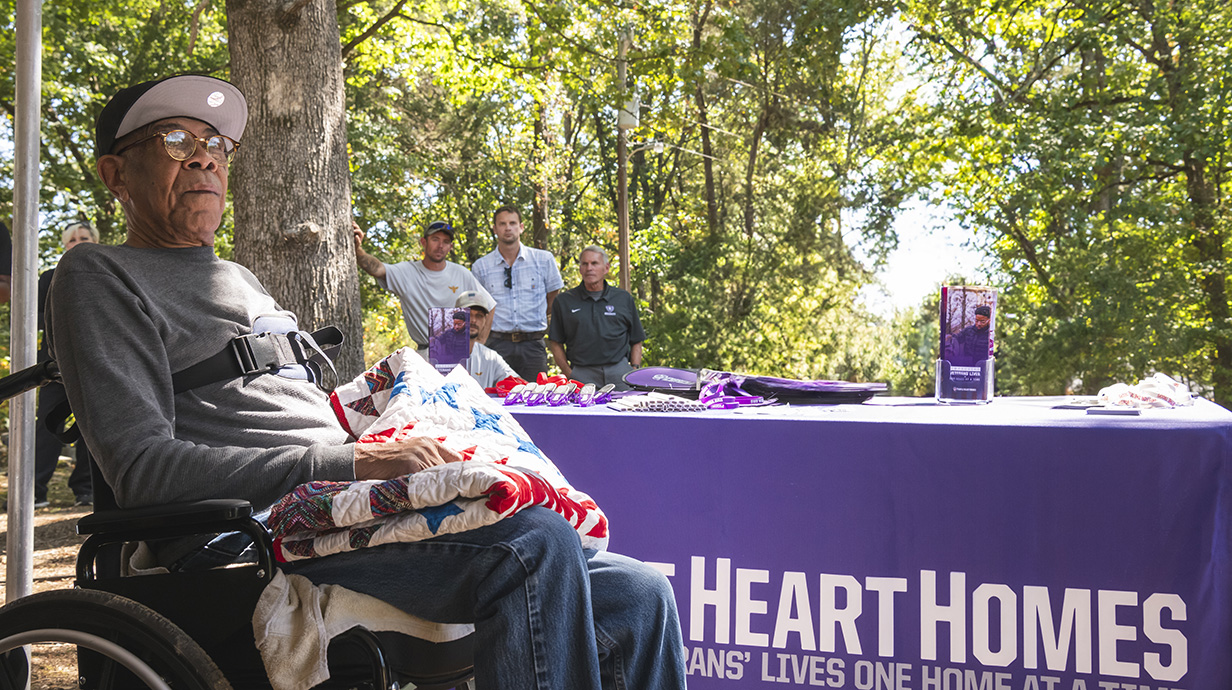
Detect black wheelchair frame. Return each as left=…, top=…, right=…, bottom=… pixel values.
left=0, top=361, right=475, bottom=690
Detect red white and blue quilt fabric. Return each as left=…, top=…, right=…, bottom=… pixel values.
left=269, top=349, right=608, bottom=562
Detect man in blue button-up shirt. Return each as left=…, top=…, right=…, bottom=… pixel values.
left=470, top=205, right=564, bottom=380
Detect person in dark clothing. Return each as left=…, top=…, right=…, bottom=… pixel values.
left=547, top=246, right=645, bottom=390
left=33, top=221, right=99, bottom=507
left=0, top=220, right=11, bottom=303
left=428, top=308, right=472, bottom=367
left=944, top=304, right=992, bottom=367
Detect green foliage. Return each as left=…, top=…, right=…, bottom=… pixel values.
left=14, top=0, right=1232, bottom=401
left=361, top=292, right=413, bottom=368
left=340, top=0, right=935, bottom=381
left=905, top=0, right=1232, bottom=403
left=1, top=0, right=231, bottom=246
left=883, top=293, right=942, bottom=396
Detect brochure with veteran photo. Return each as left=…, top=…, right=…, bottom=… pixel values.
left=428, top=307, right=471, bottom=375
left=937, top=286, right=996, bottom=402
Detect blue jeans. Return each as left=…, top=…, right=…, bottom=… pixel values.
left=282, top=507, right=687, bottom=690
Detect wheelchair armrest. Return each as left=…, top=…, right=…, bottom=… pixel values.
left=76, top=499, right=276, bottom=584
left=76, top=498, right=255, bottom=536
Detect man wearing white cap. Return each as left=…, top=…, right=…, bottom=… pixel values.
left=455, top=289, right=517, bottom=388
left=46, top=74, right=686, bottom=690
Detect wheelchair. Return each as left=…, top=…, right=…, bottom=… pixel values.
left=0, top=360, right=476, bottom=689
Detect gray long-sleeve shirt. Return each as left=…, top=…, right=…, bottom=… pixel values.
left=46, top=243, right=355, bottom=510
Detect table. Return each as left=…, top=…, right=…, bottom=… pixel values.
left=511, top=398, right=1232, bottom=690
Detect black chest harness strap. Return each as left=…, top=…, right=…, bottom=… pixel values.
left=171, top=326, right=344, bottom=395
left=47, top=327, right=344, bottom=444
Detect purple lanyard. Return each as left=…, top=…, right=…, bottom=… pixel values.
left=698, top=374, right=770, bottom=409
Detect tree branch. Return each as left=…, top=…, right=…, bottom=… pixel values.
left=912, top=26, right=1013, bottom=97
left=42, top=106, right=95, bottom=187
left=997, top=202, right=1071, bottom=316
left=1065, top=95, right=1147, bottom=111
left=338, top=3, right=622, bottom=94
left=187, top=0, right=212, bottom=57
left=1007, top=43, right=1077, bottom=103
left=521, top=0, right=615, bottom=62
left=340, top=0, right=409, bottom=59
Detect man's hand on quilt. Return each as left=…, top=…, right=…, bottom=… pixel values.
left=353, top=437, right=463, bottom=480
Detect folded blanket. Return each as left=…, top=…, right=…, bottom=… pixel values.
left=256, top=350, right=609, bottom=686
left=270, top=349, right=608, bottom=561
left=270, top=462, right=608, bottom=561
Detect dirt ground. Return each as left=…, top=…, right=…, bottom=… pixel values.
left=0, top=453, right=89, bottom=599
left=0, top=454, right=92, bottom=689
left=0, top=452, right=90, bottom=596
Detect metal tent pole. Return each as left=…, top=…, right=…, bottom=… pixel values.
left=616, top=30, right=630, bottom=292
left=7, top=0, right=43, bottom=604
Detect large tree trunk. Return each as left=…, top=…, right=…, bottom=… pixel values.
left=691, top=2, right=719, bottom=243
left=1184, top=158, right=1231, bottom=408
left=1142, top=1, right=1232, bottom=407
left=225, top=0, right=364, bottom=380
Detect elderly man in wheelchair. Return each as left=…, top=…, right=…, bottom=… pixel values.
left=0, top=75, right=686, bottom=690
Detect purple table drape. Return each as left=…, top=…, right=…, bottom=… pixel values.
left=512, top=397, right=1232, bottom=690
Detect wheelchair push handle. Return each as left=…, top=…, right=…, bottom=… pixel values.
left=0, top=359, right=59, bottom=402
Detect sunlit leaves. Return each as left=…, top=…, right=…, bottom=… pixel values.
left=906, top=0, right=1232, bottom=399
left=0, top=0, right=230, bottom=260
left=7, top=0, right=991, bottom=387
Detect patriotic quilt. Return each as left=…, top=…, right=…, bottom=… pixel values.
left=268, top=349, right=608, bottom=562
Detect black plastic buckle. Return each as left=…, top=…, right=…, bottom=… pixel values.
left=290, top=331, right=339, bottom=393
left=230, top=333, right=286, bottom=375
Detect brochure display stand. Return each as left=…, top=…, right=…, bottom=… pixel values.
left=936, top=285, right=996, bottom=403
left=427, top=307, right=470, bottom=375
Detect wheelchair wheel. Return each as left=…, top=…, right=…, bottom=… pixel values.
left=0, top=588, right=232, bottom=690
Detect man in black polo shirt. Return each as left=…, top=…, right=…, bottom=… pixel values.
left=548, top=245, right=644, bottom=389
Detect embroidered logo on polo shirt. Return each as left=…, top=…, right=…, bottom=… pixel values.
left=450, top=286, right=459, bottom=293
left=605, top=305, right=615, bottom=315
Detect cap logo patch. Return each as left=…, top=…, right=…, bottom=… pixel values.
left=207, top=91, right=226, bottom=108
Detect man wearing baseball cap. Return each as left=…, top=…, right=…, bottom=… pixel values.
left=455, top=289, right=518, bottom=388
left=353, top=219, right=493, bottom=358
left=46, top=74, right=685, bottom=690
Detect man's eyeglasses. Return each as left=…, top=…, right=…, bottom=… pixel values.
left=427, top=220, right=452, bottom=235
left=504, top=266, right=513, bottom=289
left=113, top=129, right=240, bottom=165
